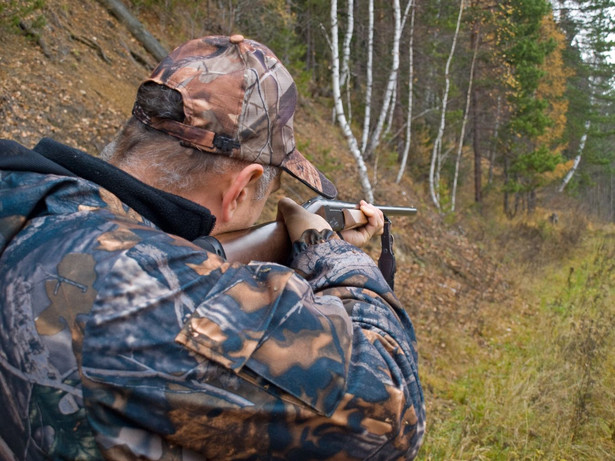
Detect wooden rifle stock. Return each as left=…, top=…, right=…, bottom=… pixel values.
left=215, top=221, right=291, bottom=264
left=213, top=198, right=417, bottom=264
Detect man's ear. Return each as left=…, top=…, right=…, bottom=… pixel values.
left=220, top=163, right=264, bottom=223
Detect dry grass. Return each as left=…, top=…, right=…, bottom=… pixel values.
left=417, top=212, right=615, bottom=460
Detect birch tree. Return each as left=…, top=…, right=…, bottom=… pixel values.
left=552, top=0, right=615, bottom=195
left=360, top=0, right=374, bottom=153
left=363, top=0, right=409, bottom=159
left=339, top=0, right=354, bottom=88
left=340, top=0, right=354, bottom=123
left=559, top=120, right=589, bottom=191
left=396, top=0, right=417, bottom=184
left=429, top=0, right=465, bottom=210
left=330, top=0, right=374, bottom=201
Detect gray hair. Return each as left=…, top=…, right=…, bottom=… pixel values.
left=102, top=82, right=280, bottom=200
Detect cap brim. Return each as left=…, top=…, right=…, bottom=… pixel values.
left=281, top=148, right=337, bottom=199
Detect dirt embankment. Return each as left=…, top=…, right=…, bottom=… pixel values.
left=1, top=0, right=153, bottom=152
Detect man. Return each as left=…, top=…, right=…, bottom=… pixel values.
left=0, top=35, right=424, bottom=459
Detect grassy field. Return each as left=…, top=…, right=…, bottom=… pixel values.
left=417, top=221, right=615, bottom=460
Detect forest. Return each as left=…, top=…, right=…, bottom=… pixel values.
left=283, top=0, right=615, bottom=221
left=291, top=0, right=615, bottom=220
left=1, top=0, right=615, bottom=459
left=4, top=0, right=614, bottom=219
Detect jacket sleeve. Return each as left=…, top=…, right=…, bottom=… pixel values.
left=80, top=228, right=424, bottom=460
left=290, top=230, right=425, bottom=458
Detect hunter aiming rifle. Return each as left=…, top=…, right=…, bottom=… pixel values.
left=195, top=197, right=417, bottom=289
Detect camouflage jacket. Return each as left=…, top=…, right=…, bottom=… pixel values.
left=0, top=138, right=425, bottom=460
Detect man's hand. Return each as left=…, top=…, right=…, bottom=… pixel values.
left=277, top=197, right=332, bottom=243
left=339, top=200, right=384, bottom=247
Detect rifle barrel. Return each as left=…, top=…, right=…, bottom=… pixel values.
left=303, top=198, right=417, bottom=217
left=374, top=205, right=417, bottom=216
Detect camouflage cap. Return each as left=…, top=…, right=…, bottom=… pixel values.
left=133, top=35, right=337, bottom=199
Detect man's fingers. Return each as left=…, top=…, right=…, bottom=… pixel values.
left=339, top=201, right=385, bottom=246
left=358, top=201, right=385, bottom=236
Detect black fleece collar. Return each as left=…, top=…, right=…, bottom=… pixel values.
left=1, top=138, right=216, bottom=240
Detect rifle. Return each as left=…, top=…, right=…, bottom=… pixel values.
left=301, top=197, right=417, bottom=231
left=196, top=197, right=416, bottom=287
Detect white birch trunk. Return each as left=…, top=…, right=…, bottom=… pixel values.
left=396, top=1, right=416, bottom=184
left=451, top=25, right=478, bottom=211
left=559, top=120, right=590, bottom=192
left=341, top=0, right=354, bottom=123
left=340, top=0, right=354, bottom=88
left=429, top=0, right=464, bottom=210
left=364, top=0, right=403, bottom=158
left=387, top=0, right=416, bottom=143
left=360, top=0, right=374, bottom=153
left=331, top=0, right=374, bottom=202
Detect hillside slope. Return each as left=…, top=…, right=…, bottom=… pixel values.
left=1, top=0, right=539, bottom=456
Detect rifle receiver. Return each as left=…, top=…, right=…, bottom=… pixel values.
left=302, top=197, right=416, bottom=231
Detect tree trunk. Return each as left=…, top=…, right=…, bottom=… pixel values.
left=341, top=0, right=354, bottom=123
left=363, top=0, right=408, bottom=159
left=559, top=120, right=590, bottom=192
left=395, top=1, right=416, bottom=184
left=96, top=0, right=168, bottom=62
left=451, top=21, right=478, bottom=212
left=360, top=0, right=374, bottom=153
left=429, top=0, right=464, bottom=211
left=340, top=0, right=354, bottom=88
left=488, top=95, right=501, bottom=186
left=470, top=19, right=482, bottom=204
left=528, top=189, right=536, bottom=214
left=331, top=0, right=374, bottom=202
left=306, top=5, right=313, bottom=73
left=472, top=87, right=482, bottom=202
left=503, top=155, right=511, bottom=217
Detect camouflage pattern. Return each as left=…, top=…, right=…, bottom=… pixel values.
left=0, top=140, right=425, bottom=459
left=134, top=35, right=337, bottom=199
